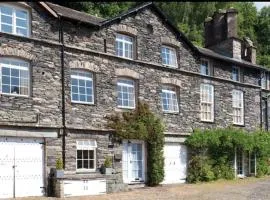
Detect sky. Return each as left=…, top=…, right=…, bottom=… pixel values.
left=254, top=2, right=270, bottom=10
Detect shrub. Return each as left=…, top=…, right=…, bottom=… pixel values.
left=56, top=157, right=63, bottom=170
left=107, top=101, right=165, bottom=186
left=104, top=156, right=112, bottom=168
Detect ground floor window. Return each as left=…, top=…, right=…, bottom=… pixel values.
left=76, top=140, right=97, bottom=172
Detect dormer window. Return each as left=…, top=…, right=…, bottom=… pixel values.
left=232, top=66, right=240, bottom=82
left=161, top=45, right=177, bottom=68
left=115, top=33, right=134, bottom=59
left=0, top=4, right=30, bottom=37
left=200, top=59, right=212, bottom=76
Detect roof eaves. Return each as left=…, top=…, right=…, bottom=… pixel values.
left=39, top=2, right=58, bottom=18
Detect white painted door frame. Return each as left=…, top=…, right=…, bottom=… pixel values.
left=122, top=140, right=146, bottom=184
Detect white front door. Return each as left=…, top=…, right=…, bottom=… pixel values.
left=236, top=150, right=245, bottom=177
left=0, top=137, right=44, bottom=198
left=163, top=143, right=187, bottom=184
left=122, top=140, right=145, bottom=183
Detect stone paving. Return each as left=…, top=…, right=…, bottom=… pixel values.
left=17, top=177, right=270, bottom=200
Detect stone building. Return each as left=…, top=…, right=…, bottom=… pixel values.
left=0, top=2, right=269, bottom=198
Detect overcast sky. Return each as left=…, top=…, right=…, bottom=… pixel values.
left=254, top=2, right=270, bottom=10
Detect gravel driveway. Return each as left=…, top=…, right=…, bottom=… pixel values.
left=17, top=177, right=270, bottom=200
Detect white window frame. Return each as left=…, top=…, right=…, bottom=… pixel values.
left=161, top=85, right=179, bottom=113
left=200, top=84, right=214, bottom=122
left=232, top=89, right=244, bottom=125
left=76, top=140, right=97, bottom=172
left=117, top=78, right=135, bottom=109
left=200, top=59, right=210, bottom=76
left=0, top=3, right=30, bottom=37
left=232, top=66, right=240, bottom=82
left=115, top=33, right=134, bottom=59
left=70, top=70, right=94, bottom=105
left=0, top=57, right=30, bottom=97
left=161, top=45, right=177, bottom=68
left=261, top=72, right=270, bottom=90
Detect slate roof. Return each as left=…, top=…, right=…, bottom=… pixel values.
left=42, top=2, right=268, bottom=71
left=45, top=2, right=104, bottom=26
left=197, top=46, right=267, bottom=71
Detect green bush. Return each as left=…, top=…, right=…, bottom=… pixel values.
left=104, top=156, right=112, bottom=168
left=107, top=101, right=165, bottom=186
left=56, top=157, right=63, bottom=170
left=185, top=127, right=270, bottom=183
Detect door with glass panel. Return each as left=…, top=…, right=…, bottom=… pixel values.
left=237, top=150, right=244, bottom=176
left=122, top=141, right=145, bottom=183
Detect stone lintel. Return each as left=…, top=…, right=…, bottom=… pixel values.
left=115, top=68, right=140, bottom=79
left=0, top=46, right=35, bottom=61
left=69, top=60, right=100, bottom=72
left=0, top=127, right=58, bottom=138
left=116, top=24, right=137, bottom=36
left=161, top=77, right=181, bottom=87
left=161, top=37, right=180, bottom=47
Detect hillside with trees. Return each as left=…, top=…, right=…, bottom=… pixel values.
left=57, top=2, right=270, bottom=68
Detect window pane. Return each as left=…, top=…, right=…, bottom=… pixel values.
left=2, top=84, right=10, bottom=93
left=15, top=10, right=27, bottom=19
left=77, top=160, right=82, bottom=169
left=72, top=93, right=79, bottom=101
left=2, top=15, right=12, bottom=24
left=83, top=150, right=89, bottom=159
left=16, top=18, right=27, bottom=28
left=89, top=160, right=94, bottom=169
left=77, top=150, right=82, bottom=159
left=2, top=67, right=10, bottom=75
left=1, top=6, right=12, bottom=15
left=83, top=160, right=89, bottom=169
left=1, top=24, right=12, bottom=33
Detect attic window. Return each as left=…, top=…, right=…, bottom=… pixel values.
left=146, top=24, right=153, bottom=34
left=0, top=4, right=30, bottom=37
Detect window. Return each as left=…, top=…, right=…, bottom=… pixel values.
left=76, top=140, right=97, bottom=171
left=232, top=89, right=244, bottom=125
left=115, top=33, right=134, bottom=59
left=0, top=4, right=30, bottom=37
left=161, top=45, right=177, bottom=68
left=117, top=78, right=135, bottom=109
left=232, top=66, right=240, bottom=82
left=71, top=70, right=94, bottom=104
left=200, top=84, right=214, bottom=122
left=200, top=59, right=210, bottom=76
left=161, top=85, right=179, bottom=113
left=0, top=58, right=29, bottom=96
left=261, top=72, right=270, bottom=90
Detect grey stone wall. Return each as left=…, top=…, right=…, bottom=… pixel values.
left=0, top=37, right=62, bottom=128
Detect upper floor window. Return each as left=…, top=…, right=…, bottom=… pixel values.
left=232, top=89, right=244, bottom=125
left=261, top=72, right=270, bottom=90
left=0, top=4, right=30, bottom=37
left=76, top=140, right=97, bottom=172
left=115, top=33, right=134, bottom=59
left=232, top=66, right=240, bottom=82
left=200, top=59, right=211, bottom=76
left=0, top=58, right=29, bottom=96
left=200, top=84, right=214, bottom=122
left=161, top=85, right=179, bottom=113
left=71, top=70, right=94, bottom=104
left=161, top=45, right=177, bottom=68
left=117, top=78, right=135, bottom=109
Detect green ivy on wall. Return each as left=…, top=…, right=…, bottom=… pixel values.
left=107, top=101, right=165, bottom=186
left=185, top=127, right=270, bottom=183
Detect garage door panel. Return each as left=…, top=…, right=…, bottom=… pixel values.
left=0, top=137, right=44, bottom=198
left=163, top=143, right=187, bottom=184
left=0, top=140, right=14, bottom=198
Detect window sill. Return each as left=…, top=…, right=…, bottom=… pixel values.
left=117, top=106, right=135, bottom=110
left=76, top=169, right=97, bottom=174
left=200, top=120, right=215, bottom=123
left=116, top=55, right=134, bottom=61
left=0, top=93, right=30, bottom=98
left=163, top=111, right=179, bottom=115
left=233, top=123, right=245, bottom=127
left=71, top=101, right=95, bottom=105
left=0, top=30, right=30, bottom=38
left=162, top=64, right=177, bottom=69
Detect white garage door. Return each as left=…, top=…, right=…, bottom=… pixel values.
left=0, top=137, right=44, bottom=198
left=162, top=143, right=187, bottom=184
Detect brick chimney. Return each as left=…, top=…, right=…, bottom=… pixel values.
left=242, top=37, right=257, bottom=64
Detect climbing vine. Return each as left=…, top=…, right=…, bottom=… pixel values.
left=107, top=101, right=165, bottom=186
left=185, top=127, right=270, bottom=183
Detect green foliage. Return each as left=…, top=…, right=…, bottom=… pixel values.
left=56, top=157, right=63, bottom=170
left=185, top=128, right=270, bottom=183
left=107, top=101, right=165, bottom=186
left=104, top=156, right=112, bottom=168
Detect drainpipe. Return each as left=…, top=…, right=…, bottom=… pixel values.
left=260, top=90, right=263, bottom=130
left=58, top=15, right=66, bottom=168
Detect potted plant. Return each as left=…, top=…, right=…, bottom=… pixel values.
left=55, top=157, right=64, bottom=178
left=101, top=156, right=113, bottom=175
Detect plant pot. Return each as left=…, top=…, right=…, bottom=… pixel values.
left=55, top=169, right=64, bottom=178
left=105, top=168, right=112, bottom=175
